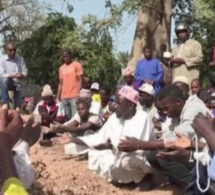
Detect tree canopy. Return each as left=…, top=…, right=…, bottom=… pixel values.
left=4, top=0, right=215, bottom=88
left=19, top=13, right=121, bottom=90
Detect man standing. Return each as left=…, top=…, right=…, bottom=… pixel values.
left=171, top=22, right=202, bottom=83
left=134, top=46, right=164, bottom=94
left=57, top=49, right=83, bottom=120
left=0, top=42, right=28, bottom=109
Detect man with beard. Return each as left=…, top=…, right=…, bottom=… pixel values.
left=61, top=86, right=154, bottom=187
left=138, top=83, right=156, bottom=120
left=118, top=84, right=211, bottom=190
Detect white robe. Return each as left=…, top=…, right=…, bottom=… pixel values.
left=65, top=110, right=155, bottom=183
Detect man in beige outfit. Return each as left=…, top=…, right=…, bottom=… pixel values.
left=171, top=23, right=203, bottom=84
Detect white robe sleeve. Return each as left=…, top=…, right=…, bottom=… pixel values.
left=79, top=114, right=115, bottom=148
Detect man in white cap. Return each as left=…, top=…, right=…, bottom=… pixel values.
left=138, top=83, right=156, bottom=120
left=33, top=84, right=65, bottom=127
left=61, top=86, right=155, bottom=190
left=90, top=82, right=101, bottom=103
left=171, top=22, right=202, bottom=83
left=173, top=76, right=190, bottom=99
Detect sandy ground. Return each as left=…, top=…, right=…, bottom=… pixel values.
left=28, top=144, right=183, bottom=195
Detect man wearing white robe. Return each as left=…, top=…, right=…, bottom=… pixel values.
left=64, top=86, right=155, bottom=184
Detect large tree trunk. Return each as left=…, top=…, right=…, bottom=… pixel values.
left=127, top=0, right=172, bottom=69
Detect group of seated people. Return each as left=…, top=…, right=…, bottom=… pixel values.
left=22, top=69, right=215, bottom=194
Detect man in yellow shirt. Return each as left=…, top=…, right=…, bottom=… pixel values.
left=90, top=82, right=101, bottom=103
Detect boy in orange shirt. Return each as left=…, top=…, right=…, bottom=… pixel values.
left=57, top=49, right=83, bottom=120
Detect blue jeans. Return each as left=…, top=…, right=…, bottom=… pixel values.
left=61, top=98, right=77, bottom=121
left=1, top=78, right=22, bottom=108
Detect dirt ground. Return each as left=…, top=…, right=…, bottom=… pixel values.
left=28, top=144, right=183, bottom=195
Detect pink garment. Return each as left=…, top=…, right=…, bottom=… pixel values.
left=80, top=89, right=91, bottom=98
left=118, top=86, right=139, bottom=104
left=24, top=97, right=35, bottom=104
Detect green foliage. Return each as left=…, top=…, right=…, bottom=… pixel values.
left=116, top=51, right=130, bottom=68
left=19, top=13, right=77, bottom=89
left=19, top=13, right=121, bottom=90
left=0, top=0, right=46, bottom=43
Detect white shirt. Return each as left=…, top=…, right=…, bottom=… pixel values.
left=64, top=101, right=102, bottom=125
left=79, top=110, right=155, bottom=183
left=80, top=110, right=155, bottom=152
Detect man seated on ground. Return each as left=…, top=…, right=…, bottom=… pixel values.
left=152, top=98, right=172, bottom=136
left=33, top=84, right=65, bottom=145
left=99, top=86, right=111, bottom=120
left=52, top=98, right=103, bottom=137
left=61, top=86, right=155, bottom=190
left=63, top=89, right=103, bottom=126
left=173, top=76, right=190, bottom=98
left=173, top=76, right=207, bottom=108
left=117, top=84, right=211, bottom=190
left=199, top=72, right=215, bottom=104
left=34, top=84, right=65, bottom=125
left=0, top=104, right=41, bottom=194
left=138, top=83, right=156, bottom=120
left=191, top=78, right=202, bottom=97
left=90, top=82, right=101, bottom=103
left=122, top=67, right=139, bottom=90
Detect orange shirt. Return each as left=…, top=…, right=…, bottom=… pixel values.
left=59, top=61, right=83, bottom=99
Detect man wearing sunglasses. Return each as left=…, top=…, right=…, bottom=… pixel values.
left=0, top=42, right=28, bottom=109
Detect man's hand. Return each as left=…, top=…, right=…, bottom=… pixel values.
left=94, top=139, right=112, bottom=150
left=192, top=113, right=214, bottom=138
left=56, top=97, right=61, bottom=102
left=174, top=132, right=191, bottom=149
left=16, top=73, right=24, bottom=79
left=52, top=124, right=64, bottom=133
left=118, top=137, right=140, bottom=152
left=0, top=104, right=24, bottom=148
left=22, top=116, right=41, bottom=147
left=8, top=73, right=23, bottom=79
left=170, top=57, right=185, bottom=64
left=157, top=148, right=190, bottom=160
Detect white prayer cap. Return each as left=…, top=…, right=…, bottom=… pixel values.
left=138, top=83, right=154, bottom=96
left=90, top=82, right=99, bottom=90
left=173, top=76, right=189, bottom=86
left=41, top=84, right=53, bottom=97
left=163, top=51, right=172, bottom=59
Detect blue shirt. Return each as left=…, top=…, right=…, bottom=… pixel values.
left=209, top=153, right=215, bottom=181
left=134, top=58, right=164, bottom=94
